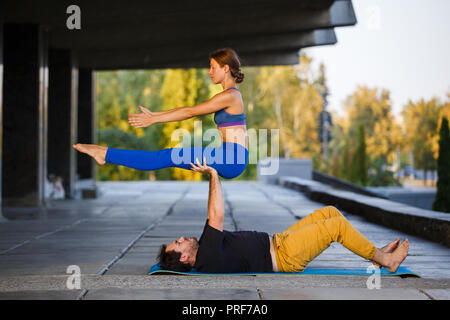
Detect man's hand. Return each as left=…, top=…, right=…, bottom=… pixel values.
left=190, top=157, right=217, bottom=175
left=128, top=106, right=155, bottom=128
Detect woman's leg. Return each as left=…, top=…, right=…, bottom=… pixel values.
left=73, top=142, right=248, bottom=179
left=73, top=144, right=107, bottom=165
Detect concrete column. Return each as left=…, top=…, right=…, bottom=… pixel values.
left=0, top=22, right=3, bottom=211
left=2, top=24, right=49, bottom=207
left=47, top=49, right=78, bottom=199
left=77, top=68, right=97, bottom=180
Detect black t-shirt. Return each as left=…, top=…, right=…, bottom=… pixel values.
left=193, top=220, right=273, bottom=273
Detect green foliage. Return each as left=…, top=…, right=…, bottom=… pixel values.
left=96, top=52, right=326, bottom=181
left=95, top=53, right=446, bottom=186
left=96, top=70, right=168, bottom=181
left=433, top=117, right=450, bottom=212
left=158, top=68, right=214, bottom=181
left=97, top=128, right=148, bottom=181
left=367, top=157, right=401, bottom=187
left=349, top=124, right=368, bottom=186
left=339, top=138, right=350, bottom=181
left=326, top=87, right=404, bottom=187
left=402, top=98, right=442, bottom=174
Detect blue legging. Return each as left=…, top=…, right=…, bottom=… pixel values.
left=105, top=142, right=248, bottom=179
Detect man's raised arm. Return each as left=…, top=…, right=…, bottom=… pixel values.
left=190, top=157, right=224, bottom=231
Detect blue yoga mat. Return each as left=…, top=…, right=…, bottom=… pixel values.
left=148, top=264, right=420, bottom=277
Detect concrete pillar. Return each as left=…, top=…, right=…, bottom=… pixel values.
left=47, top=49, right=78, bottom=199
left=0, top=22, right=3, bottom=211
left=77, top=68, right=97, bottom=180
left=2, top=24, right=49, bottom=207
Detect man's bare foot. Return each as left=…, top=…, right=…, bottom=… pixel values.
left=372, top=238, right=400, bottom=268
left=385, top=239, right=409, bottom=273
left=73, top=144, right=107, bottom=165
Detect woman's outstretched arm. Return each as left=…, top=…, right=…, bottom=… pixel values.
left=128, top=92, right=236, bottom=128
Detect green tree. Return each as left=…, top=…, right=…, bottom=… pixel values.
left=158, top=68, right=212, bottom=181
left=402, top=97, right=443, bottom=184
left=344, top=86, right=402, bottom=167
left=350, top=124, right=368, bottom=185
left=257, top=53, right=322, bottom=160
left=329, top=85, right=401, bottom=186
left=433, top=116, right=450, bottom=212
left=339, top=137, right=351, bottom=181
left=326, top=116, right=346, bottom=178
left=96, top=70, right=167, bottom=181
left=94, top=52, right=333, bottom=182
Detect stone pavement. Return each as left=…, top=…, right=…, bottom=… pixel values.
left=0, top=181, right=449, bottom=300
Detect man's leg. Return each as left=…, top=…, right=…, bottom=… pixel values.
left=279, top=206, right=344, bottom=237
left=274, top=211, right=377, bottom=272
left=273, top=206, right=409, bottom=273
left=372, top=239, right=400, bottom=268
left=279, top=206, right=401, bottom=268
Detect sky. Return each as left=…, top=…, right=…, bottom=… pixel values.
left=302, top=0, right=450, bottom=118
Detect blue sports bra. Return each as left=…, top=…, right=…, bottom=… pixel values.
left=214, top=87, right=246, bottom=128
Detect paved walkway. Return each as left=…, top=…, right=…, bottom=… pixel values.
left=0, top=181, right=449, bottom=300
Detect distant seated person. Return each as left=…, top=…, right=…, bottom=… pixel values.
left=158, top=157, right=409, bottom=274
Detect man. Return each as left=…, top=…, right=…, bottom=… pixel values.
left=158, top=157, right=409, bottom=274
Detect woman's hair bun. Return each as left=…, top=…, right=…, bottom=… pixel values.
left=234, top=70, right=245, bottom=83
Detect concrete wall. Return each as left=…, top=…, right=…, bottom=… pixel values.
left=279, top=176, right=450, bottom=248
left=367, top=187, right=437, bottom=211
left=257, top=158, right=312, bottom=184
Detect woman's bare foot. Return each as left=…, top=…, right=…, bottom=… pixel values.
left=385, top=239, right=409, bottom=273
left=372, top=238, right=400, bottom=268
left=73, top=144, right=107, bottom=165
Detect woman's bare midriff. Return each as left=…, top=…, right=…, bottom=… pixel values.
left=218, top=125, right=248, bottom=149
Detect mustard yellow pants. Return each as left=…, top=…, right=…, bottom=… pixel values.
left=273, top=206, right=377, bottom=272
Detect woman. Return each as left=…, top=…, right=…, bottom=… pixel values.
left=73, top=48, right=249, bottom=179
